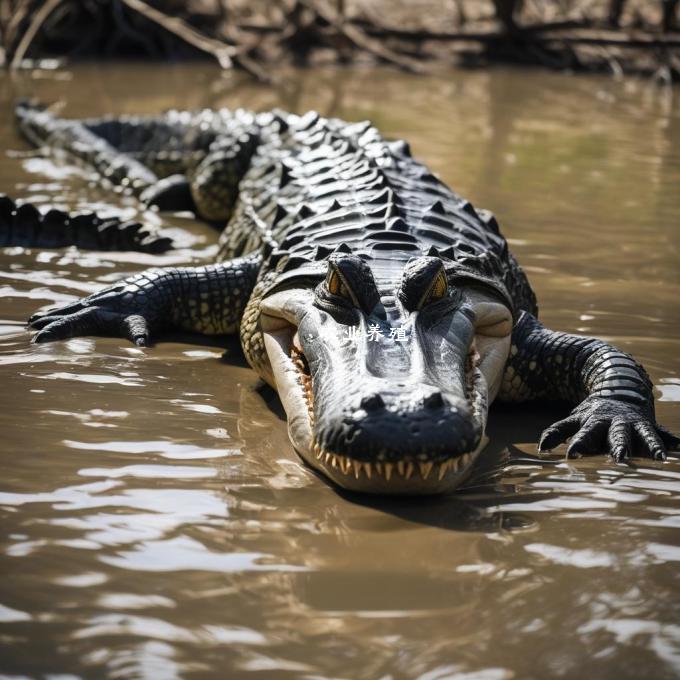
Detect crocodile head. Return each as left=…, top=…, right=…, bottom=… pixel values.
left=259, top=253, right=513, bottom=494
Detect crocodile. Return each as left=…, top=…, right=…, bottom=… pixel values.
left=6, top=100, right=678, bottom=494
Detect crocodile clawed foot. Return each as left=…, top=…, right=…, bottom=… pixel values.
left=30, top=306, right=151, bottom=346
left=27, top=277, right=162, bottom=346
left=538, top=397, right=678, bottom=462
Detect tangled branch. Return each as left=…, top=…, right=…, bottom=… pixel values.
left=2, top=0, right=679, bottom=80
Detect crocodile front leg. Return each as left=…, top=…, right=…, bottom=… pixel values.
left=28, top=253, right=261, bottom=346
left=500, top=311, right=679, bottom=461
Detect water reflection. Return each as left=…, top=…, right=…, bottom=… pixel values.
left=0, top=64, right=679, bottom=678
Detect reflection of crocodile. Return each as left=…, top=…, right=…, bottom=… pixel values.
left=9, top=101, right=678, bottom=494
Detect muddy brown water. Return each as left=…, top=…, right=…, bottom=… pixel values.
left=0, top=63, right=679, bottom=679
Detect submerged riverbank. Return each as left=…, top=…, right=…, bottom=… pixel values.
left=3, top=0, right=680, bottom=81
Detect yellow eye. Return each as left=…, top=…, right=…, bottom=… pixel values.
left=421, top=269, right=448, bottom=307
left=327, top=270, right=351, bottom=299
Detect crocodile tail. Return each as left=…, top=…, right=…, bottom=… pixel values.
left=15, top=99, right=54, bottom=147
left=14, top=100, right=158, bottom=195
left=0, top=195, right=173, bottom=253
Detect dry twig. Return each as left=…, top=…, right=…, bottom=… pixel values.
left=298, top=0, right=427, bottom=73
left=119, top=0, right=234, bottom=67
left=9, top=0, right=63, bottom=68
left=119, top=0, right=272, bottom=82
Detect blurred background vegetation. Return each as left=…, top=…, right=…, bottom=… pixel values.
left=0, top=0, right=678, bottom=79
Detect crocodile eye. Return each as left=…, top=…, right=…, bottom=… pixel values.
left=327, top=269, right=352, bottom=300
left=316, top=253, right=380, bottom=314
left=421, top=268, right=448, bottom=307
left=398, top=256, right=451, bottom=311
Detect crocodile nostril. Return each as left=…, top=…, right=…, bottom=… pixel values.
left=423, top=392, right=444, bottom=409
left=360, top=393, right=385, bottom=411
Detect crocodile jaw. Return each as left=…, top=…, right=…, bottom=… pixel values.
left=296, top=337, right=489, bottom=494
left=261, top=319, right=491, bottom=495
left=262, top=325, right=314, bottom=462
left=259, top=283, right=512, bottom=495
left=308, top=431, right=490, bottom=494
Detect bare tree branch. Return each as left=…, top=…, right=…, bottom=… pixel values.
left=119, top=0, right=272, bottom=82
left=10, top=0, right=63, bottom=68
left=298, top=0, right=427, bottom=73
left=119, top=0, right=235, bottom=67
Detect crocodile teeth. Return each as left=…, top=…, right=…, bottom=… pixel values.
left=312, top=443, right=477, bottom=482
left=419, top=461, right=433, bottom=480
left=313, top=448, right=475, bottom=482
left=384, top=463, right=393, bottom=481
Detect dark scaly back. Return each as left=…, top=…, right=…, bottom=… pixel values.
left=233, top=111, right=537, bottom=374
left=11, top=101, right=535, bottom=320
